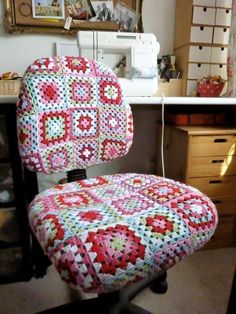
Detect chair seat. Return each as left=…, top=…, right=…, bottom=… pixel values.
left=29, top=173, right=217, bottom=294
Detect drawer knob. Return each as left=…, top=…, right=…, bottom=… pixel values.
left=214, top=138, right=227, bottom=143
left=211, top=160, right=224, bottom=163
left=209, top=180, right=222, bottom=184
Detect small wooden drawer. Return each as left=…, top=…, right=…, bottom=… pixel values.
left=190, top=26, right=213, bottom=43
left=211, top=46, right=228, bottom=63
left=188, top=176, right=236, bottom=199
left=0, top=247, right=23, bottom=278
left=186, top=80, right=198, bottom=96
left=192, top=6, right=216, bottom=25
left=216, top=0, right=232, bottom=8
left=212, top=198, right=236, bottom=216
left=191, top=135, right=236, bottom=157
left=0, top=208, right=19, bottom=244
left=213, top=27, right=230, bottom=44
left=193, top=0, right=215, bottom=6
left=214, top=216, right=236, bottom=241
left=204, top=215, right=236, bottom=249
left=210, top=64, right=227, bottom=80
left=189, top=156, right=236, bottom=177
left=188, top=63, right=210, bottom=79
left=189, top=45, right=212, bottom=62
left=215, top=8, right=232, bottom=26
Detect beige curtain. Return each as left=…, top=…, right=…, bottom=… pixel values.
left=227, top=1, right=236, bottom=96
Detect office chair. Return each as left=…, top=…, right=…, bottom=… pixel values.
left=17, top=56, right=218, bottom=314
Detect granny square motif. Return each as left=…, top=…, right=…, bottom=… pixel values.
left=17, top=56, right=133, bottom=174
left=65, top=76, right=97, bottom=107
left=29, top=173, right=218, bottom=293
left=70, top=108, right=98, bottom=139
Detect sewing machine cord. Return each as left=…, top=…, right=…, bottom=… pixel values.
left=161, top=94, right=166, bottom=178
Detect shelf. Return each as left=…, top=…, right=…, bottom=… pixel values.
left=0, top=101, right=33, bottom=284
left=0, top=240, right=21, bottom=249
left=0, top=201, right=16, bottom=208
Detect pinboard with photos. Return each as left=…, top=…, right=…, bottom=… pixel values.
left=4, top=0, right=143, bottom=35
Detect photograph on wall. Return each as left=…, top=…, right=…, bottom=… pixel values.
left=113, top=1, right=140, bottom=32
left=32, top=0, right=65, bottom=19
left=66, top=0, right=95, bottom=20
left=91, top=1, right=114, bottom=21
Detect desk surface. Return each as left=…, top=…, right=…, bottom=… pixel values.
left=1, top=95, right=236, bottom=105
left=127, top=96, right=236, bottom=105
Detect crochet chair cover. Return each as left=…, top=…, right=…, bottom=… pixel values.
left=29, top=173, right=218, bottom=293
left=17, top=56, right=133, bottom=174
left=17, top=56, right=218, bottom=294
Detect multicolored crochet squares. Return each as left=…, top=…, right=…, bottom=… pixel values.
left=18, top=56, right=218, bottom=296
left=17, top=57, right=133, bottom=174
left=29, top=174, right=218, bottom=293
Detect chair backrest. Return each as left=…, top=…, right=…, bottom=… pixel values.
left=17, top=56, right=133, bottom=174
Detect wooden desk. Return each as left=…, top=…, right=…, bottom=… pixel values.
left=2, top=95, right=236, bottom=106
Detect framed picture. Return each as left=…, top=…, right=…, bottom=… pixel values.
left=113, top=1, right=140, bottom=32
left=91, top=1, right=114, bottom=22
left=32, top=0, right=65, bottom=19
left=66, top=0, right=95, bottom=20
left=4, top=0, right=143, bottom=35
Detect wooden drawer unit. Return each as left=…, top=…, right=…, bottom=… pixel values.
left=159, top=125, right=236, bottom=249
left=193, top=0, right=216, bottom=6
left=204, top=216, right=236, bottom=249
left=192, top=7, right=216, bottom=25
left=188, top=176, right=236, bottom=198
left=189, top=157, right=236, bottom=177
left=191, top=133, right=236, bottom=156
left=175, top=0, right=232, bottom=49
left=174, top=0, right=232, bottom=96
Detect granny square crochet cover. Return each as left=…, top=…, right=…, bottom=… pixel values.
left=29, top=173, right=218, bottom=293
left=17, top=56, right=218, bottom=295
left=17, top=56, right=133, bottom=174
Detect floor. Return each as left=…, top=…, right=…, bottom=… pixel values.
left=0, top=247, right=235, bottom=314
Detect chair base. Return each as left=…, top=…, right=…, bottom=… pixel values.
left=149, top=271, right=168, bottom=294
left=38, top=271, right=168, bottom=314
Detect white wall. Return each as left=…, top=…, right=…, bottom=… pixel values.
left=0, top=11, right=76, bottom=75
left=0, top=0, right=176, bottom=75
left=142, top=0, right=176, bottom=56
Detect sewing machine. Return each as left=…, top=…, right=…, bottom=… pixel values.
left=77, top=31, right=160, bottom=97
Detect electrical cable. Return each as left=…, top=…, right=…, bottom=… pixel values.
left=160, top=93, right=166, bottom=178
left=92, top=30, right=95, bottom=60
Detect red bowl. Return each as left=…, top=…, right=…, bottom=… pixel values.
left=197, top=82, right=225, bottom=97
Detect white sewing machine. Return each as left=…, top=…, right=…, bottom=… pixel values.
left=77, top=31, right=160, bottom=97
